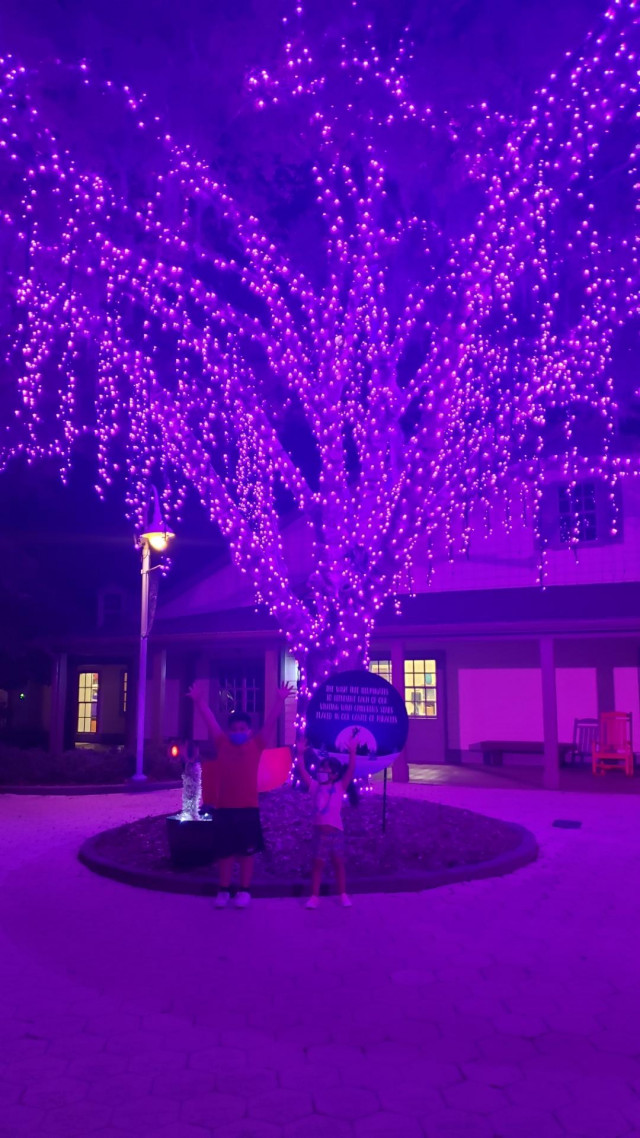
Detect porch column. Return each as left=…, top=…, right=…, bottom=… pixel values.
left=596, top=663, right=615, bottom=714
left=390, top=640, right=409, bottom=783
left=151, top=647, right=167, bottom=747
left=263, top=647, right=279, bottom=746
left=49, top=652, right=68, bottom=755
left=540, top=636, right=560, bottom=790
left=183, top=653, right=200, bottom=740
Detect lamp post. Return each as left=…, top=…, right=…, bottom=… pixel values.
left=132, top=488, right=174, bottom=783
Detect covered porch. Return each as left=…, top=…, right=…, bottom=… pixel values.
left=373, top=582, right=640, bottom=790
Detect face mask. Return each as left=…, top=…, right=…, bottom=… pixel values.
left=229, top=730, right=250, bottom=746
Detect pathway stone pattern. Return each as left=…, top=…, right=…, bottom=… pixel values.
left=0, top=784, right=639, bottom=1137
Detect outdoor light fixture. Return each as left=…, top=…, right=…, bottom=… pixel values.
left=133, top=488, right=174, bottom=783
left=140, top=487, right=175, bottom=553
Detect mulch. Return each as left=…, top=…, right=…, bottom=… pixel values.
left=85, top=785, right=525, bottom=888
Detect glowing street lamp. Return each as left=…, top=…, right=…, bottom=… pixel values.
left=132, top=488, right=174, bottom=782
left=140, top=487, right=175, bottom=552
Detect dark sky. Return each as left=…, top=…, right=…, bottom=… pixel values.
left=0, top=453, right=225, bottom=651
left=0, top=0, right=610, bottom=635
left=1, top=0, right=605, bottom=121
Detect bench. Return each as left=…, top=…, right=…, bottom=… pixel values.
left=469, top=740, right=574, bottom=767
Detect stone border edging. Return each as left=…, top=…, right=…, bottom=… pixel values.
left=1, top=781, right=181, bottom=796
left=78, top=818, right=538, bottom=897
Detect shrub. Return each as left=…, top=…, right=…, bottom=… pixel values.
left=0, top=743, right=180, bottom=785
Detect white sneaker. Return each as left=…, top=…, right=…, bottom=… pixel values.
left=233, top=891, right=251, bottom=909
left=340, top=893, right=353, bottom=908
left=305, top=895, right=320, bottom=910
left=214, top=891, right=231, bottom=909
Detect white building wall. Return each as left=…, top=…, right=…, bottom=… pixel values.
left=410, top=479, right=640, bottom=595
left=614, top=667, right=640, bottom=749
left=448, top=638, right=639, bottom=760
left=157, top=480, right=640, bottom=626
left=457, top=666, right=542, bottom=750
left=555, top=668, right=598, bottom=742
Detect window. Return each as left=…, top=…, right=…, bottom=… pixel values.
left=370, top=658, right=392, bottom=683
left=404, top=658, right=437, bottom=718
left=121, top=670, right=128, bottom=716
left=282, top=652, right=300, bottom=745
left=217, top=664, right=264, bottom=721
left=282, top=651, right=300, bottom=687
left=558, top=482, right=597, bottom=544
left=77, top=672, right=99, bottom=734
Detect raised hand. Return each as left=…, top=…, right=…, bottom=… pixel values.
left=278, top=682, right=296, bottom=700
left=187, top=679, right=208, bottom=704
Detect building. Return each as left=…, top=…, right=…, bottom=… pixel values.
left=39, top=473, right=640, bottom=787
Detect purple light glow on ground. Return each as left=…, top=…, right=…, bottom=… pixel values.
left=1, top=781, right=640, bottom=1137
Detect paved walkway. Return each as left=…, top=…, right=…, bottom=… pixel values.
left=407, top=763, right=640, bottom=794
left=1, top=784, right=639, bottom=1138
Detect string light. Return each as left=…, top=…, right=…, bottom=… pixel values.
left=180, top=759, right=202, bottom=822
left=0, top=1, right=639, bottom=699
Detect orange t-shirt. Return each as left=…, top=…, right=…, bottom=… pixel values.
left=201, top=733, right=265, bottom=809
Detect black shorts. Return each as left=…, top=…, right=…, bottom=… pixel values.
left=213, top=807, right=265, bottom=859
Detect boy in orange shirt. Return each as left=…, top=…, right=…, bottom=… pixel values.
left=188, top=679, right=294, bottom=908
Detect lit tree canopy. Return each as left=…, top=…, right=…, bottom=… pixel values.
left=0, top=1, right=639, bottom=683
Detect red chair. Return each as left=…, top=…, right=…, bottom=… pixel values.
left=592, top=712, right=634, bottom=777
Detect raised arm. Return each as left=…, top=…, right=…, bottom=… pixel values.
left=188, top=679, right=224, bottom=742
left=341, top=730, right=358, bottom=789
left=262, top=682, right=296, bottom=741
left=296, top=735, right=313, bottom=789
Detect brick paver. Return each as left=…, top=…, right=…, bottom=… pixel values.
left=1, top=782, right=640, bottom=1136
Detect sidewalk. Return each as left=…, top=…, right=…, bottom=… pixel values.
left=407, top=761, right=640, bottom=794
left=0, top=784, right=639, bottom=1137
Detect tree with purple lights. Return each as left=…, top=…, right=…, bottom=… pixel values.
left=0, top=1, right=639, bottom=688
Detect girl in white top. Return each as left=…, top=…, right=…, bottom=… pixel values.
left=297, top=736, right=357, bottom=909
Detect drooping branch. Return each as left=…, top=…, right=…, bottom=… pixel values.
left=0, top=1, right=639, bottom=681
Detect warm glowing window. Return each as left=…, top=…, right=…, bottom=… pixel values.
left=77, top=672, right=99, bottom=734
left=121, top=670, right=128, bottom=715
left=404, top=658, right=437, bottom=718
left=370, top=658, right=392, bottom=683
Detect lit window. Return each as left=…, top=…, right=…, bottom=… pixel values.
left=77, top=672, right=99, bottom=734
left=404, top=658, right=437, bottom=718
left=121, top=670, right=128, bottom=715
left=282, top=651, right=300, bottom=686
left=558, top=482, right=597, bottom=544
left=370, top=658, right=392, bottom=683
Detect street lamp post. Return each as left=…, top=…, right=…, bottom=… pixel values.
left=132, top=489, right=174, bottom=783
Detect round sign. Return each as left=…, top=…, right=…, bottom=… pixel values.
left=306, top=670, right=409, bottom=777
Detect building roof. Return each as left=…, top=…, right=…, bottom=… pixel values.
left=154, top=580, right=640, bottom=643
left=43, top=580, right=640, bottom=655
left=373, top=581, right=640, bottom=640
left=154, top=606, right=278, bottom=638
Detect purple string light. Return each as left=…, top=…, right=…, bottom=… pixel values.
left=0, top=0, right=639, bottom=691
